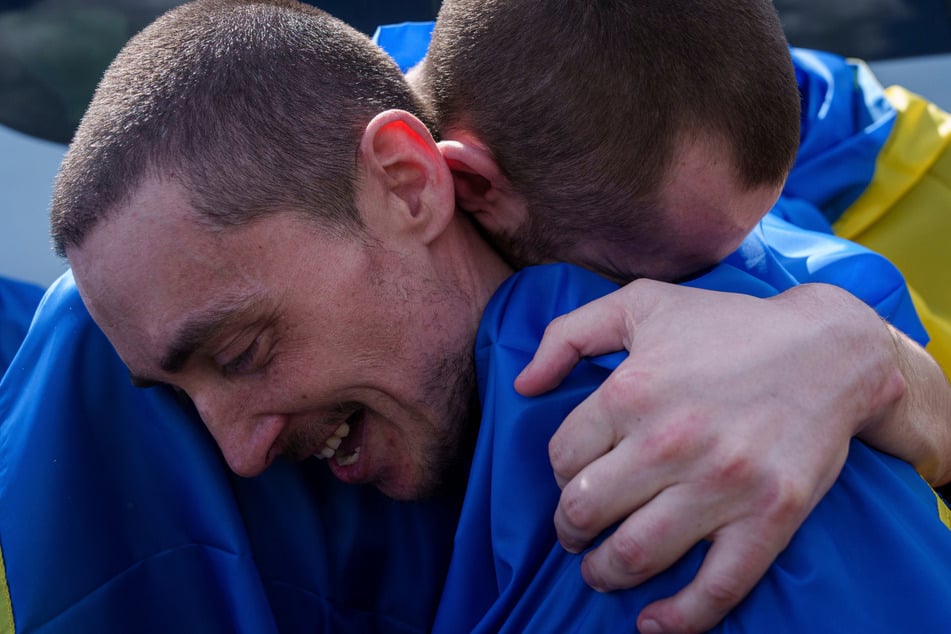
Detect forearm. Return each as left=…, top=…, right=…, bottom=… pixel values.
left=792, top=282, right=951, bottom=485
left=518, top=278, right=951, bottom=632
left=862, top=322, right=951, bottom=485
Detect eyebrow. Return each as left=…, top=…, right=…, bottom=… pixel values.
left=158, top=293, right=266, bottom=375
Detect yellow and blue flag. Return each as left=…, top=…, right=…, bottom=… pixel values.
left=375, top=24, right=951, bottom=376
left=438, top=252, right=950, bottom=632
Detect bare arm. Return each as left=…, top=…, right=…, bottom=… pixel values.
left=861, top=321, right=951, bottom=485
left=515, top=280, right=951, bottom=633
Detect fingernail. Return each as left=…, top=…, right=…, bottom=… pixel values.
left=639, top=619, right=664, bottom=634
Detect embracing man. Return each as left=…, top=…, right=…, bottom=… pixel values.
left=6, top=1, right=944, bottom=633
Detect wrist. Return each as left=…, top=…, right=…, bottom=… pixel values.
left=776, top=284, right=905, bottom=436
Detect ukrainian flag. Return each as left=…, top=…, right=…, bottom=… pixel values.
left=438, top=260, right=951, bottom=633
left=0, top=274, right=458, bottom=633
left=783, top=49, right=951, bottom=377
left=375, top=24, right=951, bottom=377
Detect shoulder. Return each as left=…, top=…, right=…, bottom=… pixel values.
left=477, top=263, right=619, bottom=355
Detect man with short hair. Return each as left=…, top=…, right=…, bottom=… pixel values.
left=418, top=0, right=800, bottom=282
left=35, top=2, right=951, bottom=632
left=397, top=0, right=951, bottom=627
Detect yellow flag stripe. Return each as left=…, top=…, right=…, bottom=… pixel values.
left=833, top=86, right=951, bottom=377
left=0, top=544, right=15, bottom=634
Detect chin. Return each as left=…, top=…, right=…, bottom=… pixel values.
left=380, top=436, right=471, bottom=501
left=376, top=473, right=439, bottom=501
left=376, top=481, right=422, bottom=500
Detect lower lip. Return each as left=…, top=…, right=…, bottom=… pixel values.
left=327, top=452, right=366, bottom=484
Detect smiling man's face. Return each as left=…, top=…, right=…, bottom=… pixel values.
left=69, top=175, right=481, bottom=499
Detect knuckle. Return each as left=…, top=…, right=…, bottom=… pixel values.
left=598, top=364, right=646, bottom=406
left=627, top=277, right=654, bottom=295
left=763, top=473, right=812, bottom=523
left=542, top=314, right=571, bottom=342
left=548, top=436, right=574, bottom=478
left=700, top=573, right=747, bottom=612
left=559, top=483, right=600, bottom=534
left=714, top=447, right=758, bottom=487
left=642, top=418, right=694, bottom=463
left=597, top=373, right=631, bottom=411
left=608, top=529, right=652, bottom=574
left=592, top=372, right=650, bottom=436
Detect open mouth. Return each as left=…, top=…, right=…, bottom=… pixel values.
left=315, top=408, right=365, bottom=470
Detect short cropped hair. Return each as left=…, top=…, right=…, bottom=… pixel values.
left=420, top=0, right=801, bottom=261
left=51, top=0, right=432, bottom=256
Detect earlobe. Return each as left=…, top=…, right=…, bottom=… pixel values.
left=360, top=110, right=455, bottom=243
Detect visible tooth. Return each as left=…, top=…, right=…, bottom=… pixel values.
left=335, top=447, right=360, bottom=467
left=315, top=421, right=353, bottom=460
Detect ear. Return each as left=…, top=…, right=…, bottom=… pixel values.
left=359, top=110, right=455, bottom=245
left=437, top=136, right=528, bottom=236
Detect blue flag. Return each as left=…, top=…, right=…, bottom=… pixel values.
left=436, top=251, right=949, bottom=632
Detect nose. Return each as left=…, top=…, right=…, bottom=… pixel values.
left=190, top=387, right=285, bottom=477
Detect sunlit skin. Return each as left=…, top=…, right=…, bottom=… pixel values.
left=69, top=137, right=512, bottom=499
left=439, top=128, right=783, bottom=283
left=65, top=101, right=781, bottom=507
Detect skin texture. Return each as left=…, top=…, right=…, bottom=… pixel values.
left=439, top=131, right=783, bottom=283
left=66, top=98, right=951, bottom=634
left=69, top=112, right=512, bottom=501
left=515, top=280, right=951, bottom=633
left=44, top=2, right=950, bottom=632
left=436, top=125, right=951, bottom=633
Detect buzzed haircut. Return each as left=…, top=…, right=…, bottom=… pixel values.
left=420, top=0, right=801, bottom=262
left=50, top=0, right=432, bottom=256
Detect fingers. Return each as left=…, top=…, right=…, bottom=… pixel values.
left=548, top=387, right=618, bottom=489
left=551, top=402, right=704, bottom=552
left=548, top=351, right=659, bottom=488
left=634, top=528, right=779, bottom=634
left=553, top=436, right=664, bottom=552
left=514, top=292, right=634, bottom=397
left=577, top=483, right=727, bottom=592
left=551, top=366, right=689, bottom=549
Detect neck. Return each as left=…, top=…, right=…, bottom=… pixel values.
left=438, top=212, right=515, bottom=320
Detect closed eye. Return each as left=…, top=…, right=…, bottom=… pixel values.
left=221, top=336, right=261, bottom=377
left=128, top=373, right=192, bottom=410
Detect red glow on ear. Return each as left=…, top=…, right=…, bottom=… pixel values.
left=385, top=119, right=436, bottom=156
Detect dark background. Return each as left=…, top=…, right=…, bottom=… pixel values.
left=1, top=0, right=950, bottom=143
left=774, top=0, right=951, bottom=60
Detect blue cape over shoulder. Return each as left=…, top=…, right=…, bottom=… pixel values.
left=0, top=23, right=939, bottom=632
left=0, top=274, right=458, bottom=633
left=437, top=256, right=949, bottom=632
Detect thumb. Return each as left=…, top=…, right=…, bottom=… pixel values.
left=515, top=287, right=643, bottom=395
